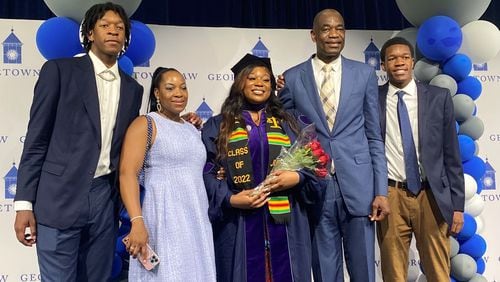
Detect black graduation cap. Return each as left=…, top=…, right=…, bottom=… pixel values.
left=231, top=53, right=276, bottom=89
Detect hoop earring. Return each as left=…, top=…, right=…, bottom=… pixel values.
left=156, top=98, right=162, bottom=112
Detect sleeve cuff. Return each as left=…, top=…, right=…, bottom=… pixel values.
left=14, top=201, right=33, bottom=211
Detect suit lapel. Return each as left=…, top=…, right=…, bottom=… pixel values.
left=112, top=70, right=133, bottom=149
left=379, top=83, right=389, bottom=141
left=78, top=56, right=101, bottom=147
left=334, top=57, right=354, bottom=136
left=300, top=61, right=330, bottom=137
left=417, top=82, right=428, bottom=153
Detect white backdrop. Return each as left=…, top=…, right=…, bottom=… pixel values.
left=1, top=19, right=499, bottom=281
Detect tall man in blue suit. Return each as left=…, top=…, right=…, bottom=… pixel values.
left=377, top=37, right=464, bottom=282
left=279, top=9, right=390, bottom=282
left=13, top=3, right=143, bottom=281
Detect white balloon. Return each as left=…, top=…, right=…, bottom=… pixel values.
left=395, top=0, right=491, bottom=27
left=469, top=274, right=488, bottom=282
left=475, top=214, right=485, bottom=234
left=43, top=0, right=142, bottom=22
left=450, top=237, right=460, bottom=257
left=429, top=74, right=457, bottom=96
left=464, top=174, right=478, bottom=200
left=459, top=20, right=500, bottom=63
left=414, top=58, right=442, bottom=83
left=465, top=194, right=485, bottom=217
left=451, top=254, right=477, bottom=281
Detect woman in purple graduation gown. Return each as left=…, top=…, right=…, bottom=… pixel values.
left=201, top=53, right=325, bottom=282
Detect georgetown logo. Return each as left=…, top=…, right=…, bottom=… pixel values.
left=2, top=28, right=23, bottom=64
left=3, top=162, right=17, bottom=199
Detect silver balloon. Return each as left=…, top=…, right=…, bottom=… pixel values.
left=414, top=58, right=441, bottom=83
left=395, top=0, right=491, bottom=27
left=43, top=0, right=142, bottom=22
left=452, top=94, right=475, bottom=122
left=459, top=116, right=485, bottom=140
left=459, top=20, right=500, bottom=63
left=474, top=140, right=480, bottom=155
left=416, top=274, right=427, bottom=282
left=450, top=237, right=460, bottom=257
left=465, top=194, right=485, bottom=217
left=469, top=274, right=488, bottom=282
left=429, top=74, right=458, bottom=96
left=450, top=253, right=477, bottom=281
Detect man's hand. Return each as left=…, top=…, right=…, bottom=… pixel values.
left=276, top=74, right=285, bottom=92
left=181, top=112, right=202, bottom=129
left=369, top=195, right=390, bottom=221
left=14, top=210, right=37, bottom=246
left=449, top=211, right=464, bottom=236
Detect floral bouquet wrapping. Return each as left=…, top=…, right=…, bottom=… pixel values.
left=254, top=124, right=330, bottom=223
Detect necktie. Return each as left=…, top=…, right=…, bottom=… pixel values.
left=320, top=64, right=337, bottom=130
left=98, top=70, right=117, bottom=82
left=397, top=90, right=421, bottom=195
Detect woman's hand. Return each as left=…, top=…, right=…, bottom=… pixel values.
left=124, top=219, right=149, bottom=261
left=230, top=189, right=270, bottom=209
left=265, top=170, right=300, bottom=192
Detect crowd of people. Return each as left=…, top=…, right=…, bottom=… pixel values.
left=13, top=2, right=464, bottom=282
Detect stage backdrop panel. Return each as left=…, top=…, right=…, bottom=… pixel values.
left=1, top=19, right=499, bottom=281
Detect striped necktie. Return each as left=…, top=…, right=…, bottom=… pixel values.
left=320, top=64, right=336, bottom=130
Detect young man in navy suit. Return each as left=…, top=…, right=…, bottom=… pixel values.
left=377, top=37, right=464, bottom=281
left=279, top=9, right=390, bottom=282
left=14, top=3, right=143, bottom=281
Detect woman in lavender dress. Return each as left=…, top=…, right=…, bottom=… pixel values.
left=119, top=67, right=216, bottom=281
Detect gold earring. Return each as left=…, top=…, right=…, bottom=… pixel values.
left=156, top=97, right=162, bottom=112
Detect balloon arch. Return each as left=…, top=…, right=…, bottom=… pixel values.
left=395, top=0, right=500, bottom=281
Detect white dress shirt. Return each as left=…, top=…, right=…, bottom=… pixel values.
left=311, top=55, right=342, bottom=110
left=385, top=79, right=422, bottom=182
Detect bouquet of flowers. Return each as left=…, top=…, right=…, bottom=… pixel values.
left=253, top=124, right=330, bottom=195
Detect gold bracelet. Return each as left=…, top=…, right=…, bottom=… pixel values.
left=130, top=215, right=144, bottom=222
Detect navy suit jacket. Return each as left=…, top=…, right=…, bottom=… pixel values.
left=378, top=81, right=464, bottom=227
left=280, top=56, right=387, bottom=216
left=16, top=55, right=143, bottom=229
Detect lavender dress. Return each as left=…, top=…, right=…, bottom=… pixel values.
left=128, top=112, right=216, bottom=281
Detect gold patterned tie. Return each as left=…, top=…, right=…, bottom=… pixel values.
left=320, top=64, right=336, bottom=130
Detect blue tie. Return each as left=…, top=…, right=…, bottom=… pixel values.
left=397, top=90, right=421, bottom=195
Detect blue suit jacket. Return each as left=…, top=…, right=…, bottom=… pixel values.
left=378, top=82, right=464, bottom=227
left=15, top=55, right=143, bottom=229
left=280, top=56, right=387, bottom=216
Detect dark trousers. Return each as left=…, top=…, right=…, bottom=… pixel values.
left=36, top=175, right=118, bottom=282
left=311, top=175, right=375, bottom=282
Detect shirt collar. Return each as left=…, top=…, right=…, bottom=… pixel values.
left=388, top=79, right=417, bottom=97
left=312, top=54, right=341, bottom=73
left=88, top=51, right=119, bottom=78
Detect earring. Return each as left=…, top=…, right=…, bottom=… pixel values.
left=156, top=97, right=162, bottom=112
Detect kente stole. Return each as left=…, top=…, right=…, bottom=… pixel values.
left=226, top=115, right=292, bottom=223
left=227, top=112, right=294, bottom=282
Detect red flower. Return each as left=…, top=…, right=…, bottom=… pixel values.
left=318, top=155, right=329, bottom=166
left=309, top=140, right=321, bottom=150
left=312, top=148, right=325, bottom=158
left=315, top=167, right=328, bottom=178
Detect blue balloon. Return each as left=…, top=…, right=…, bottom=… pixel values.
left=450, top=278, right=457, bottom=282
left=110, top=253, right=123, bottom=279
left=118, top=55, right=134, bottom=76
left=416, top=16, right=462, bottom=61
left=463, top=156, right=486, bottom=183
left=457, top=76, right=482, bottom=101
left=124, top=20, right=156, bottom=66
left=459, top=234, right=487, bottom=259
left=442, top=54, right=472, bottom=82
left=456, top=213, right=477, bottom=242
left=458, top=135, right=476, bottom=162
left=36, top=17, right=84, bottom=60
left=115, top=234, right=128, bottom=258
left=476, top=257, right=485, bottom=274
